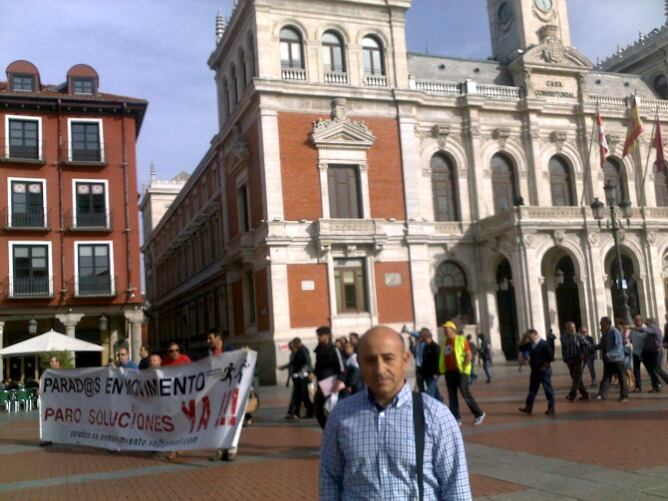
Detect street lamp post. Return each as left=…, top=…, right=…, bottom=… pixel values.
left=590, top=180, right=633, bottom=325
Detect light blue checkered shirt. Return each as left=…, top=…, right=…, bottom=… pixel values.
left=319, top=383, right=471, bottom=500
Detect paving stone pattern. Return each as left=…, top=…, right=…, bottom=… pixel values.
left=1, top=362, right=667, bottom=500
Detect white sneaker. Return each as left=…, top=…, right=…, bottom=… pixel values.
left=473, top=412, right=486, bottom=426
left=224, top=447, right=238, bottom=461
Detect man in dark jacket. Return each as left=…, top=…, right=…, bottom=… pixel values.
left=285, top=337, right=314, bottom=419
left=311, top=326, right=345, bottom=429
left=519, top=329, right=555, bottom=416
left=420, top=328, right=441, bottom=401
left=561, top=321, right=589, bottom=401
left=640, top=318, right=668, bottom=392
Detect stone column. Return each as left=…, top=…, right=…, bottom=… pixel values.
left=406, top=242, right=436, bottom=334
left=0, top=321, right=4, bottom=380
left=124, top=309, right=145, bottom=363
left=55, top=313, right=85, bottom=367
left=479, top=282, right=503, bottom=360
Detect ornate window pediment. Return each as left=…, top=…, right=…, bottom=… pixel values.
left=311, top=99, right=376, bottom=150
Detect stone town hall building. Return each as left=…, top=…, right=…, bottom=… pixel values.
left=142, top=0, right=668, bottom=383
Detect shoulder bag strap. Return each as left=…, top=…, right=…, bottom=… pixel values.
left=412, top=391, right=425, bottom=501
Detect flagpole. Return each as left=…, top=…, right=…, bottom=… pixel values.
left=579, top=104, right=598, bottom=207
left=640, top=107, right=659, bottom=207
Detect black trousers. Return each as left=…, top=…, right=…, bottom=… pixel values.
left=525, top=368, right=555, bottom=408
left=642, top=350, right=668, bottom=389
left=566, top=359, right=588, bottom=398
left=444, top=370, right=483, bottom=420
left=599, top=361, right=628, bottom=399
left=288, top=377, right=313, bottom=417
left=633, top=354, right=642, bottom=389
left=313, top=388, right=327, bottom=429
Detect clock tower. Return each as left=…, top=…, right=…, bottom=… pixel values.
left=487, top=0, right=572, bottom=63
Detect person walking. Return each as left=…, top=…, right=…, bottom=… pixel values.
left=630, top=315, right=646, bottom=392
left=561, top=321, right=589, bottom=401
left=641, top=318, right=668, bottom=392
left=519, top=329, right=555, bottom=416
left=420, top=328, right=441, bottom=402
left=593, top=316, right=628, bottom=402
left=311, top=326, right=345, bottom=429
left=466, top=334, right=478, bottom=383
left=319, top=326, right=472, bottom=500
left=581, top=327, right=597, bottom=387
left=439, top=321, right=485, bottom=426
left=409, top=328, right=427, bottom=392
left=283, top=337, right=315, bottom=418
left=478, top=333, right=492, bottom=383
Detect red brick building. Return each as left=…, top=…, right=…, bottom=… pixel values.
left=0, top=60, right=147, bottom=380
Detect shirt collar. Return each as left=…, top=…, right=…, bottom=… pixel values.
left=366, top=382, right=411, bottom=411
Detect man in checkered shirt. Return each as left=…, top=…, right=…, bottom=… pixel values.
left=320, top=326, right=471, bottom=500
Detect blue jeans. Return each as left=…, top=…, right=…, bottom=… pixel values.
left=424, top=375, right=442, bottom=402
left=482, top=359, right=492, bottom=382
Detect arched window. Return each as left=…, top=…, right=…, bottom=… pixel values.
left=434, top=261, right=473, bottom=325
left=549, top=156, right=574, bottom=206
left=222, top=79, right=231, bottom=119
left=239, top=49, right=248, bottom=86
left=655, top=164, right=668, bottom=207
left=603, top=158, right=628, bottom=203
left=231, top=65, right=239, bottom=104
left=322, top=31, right=345, bottom=73
left=362, top=36, right=384, bottom=76
left=491, top=153, right=517, bottom=214
left=654, top=74, right=668, bottom=100
left=280, top=27, right=304, bottom=69
left=431, top=153, right=459, bottom=221
left=248, top=34, right=256, bottom=78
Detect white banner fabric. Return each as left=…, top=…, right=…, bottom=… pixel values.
left=39, top=350, right=257, bottom=451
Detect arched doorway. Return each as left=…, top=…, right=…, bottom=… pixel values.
left=609, top=254, right=640, bottom=319
left=495, top=258, right=518, bottom=360
left=434, top=261, right=473, bottom=326
left=555, top=256, right=582, bottom=330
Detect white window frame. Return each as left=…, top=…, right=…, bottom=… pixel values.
left=67, top=118, right=105, bottom=162
left=74, top=240, right=115, bottom=297
left=72, top=178, right=110, bottom=228
left=4, top=114, right=43, bottom=160
left=7, top=177, right=47, bottom=228
left=8, top=240, right=53, bottom=297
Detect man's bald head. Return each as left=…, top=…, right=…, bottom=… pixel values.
left=359, top=326, right=405, bottom=355
left=359, top=326, right=409, bottom=407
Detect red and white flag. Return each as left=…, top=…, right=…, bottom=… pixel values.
left=597, top=113, right=610, bottom=168
left=654, top=119, right=665, bottom=172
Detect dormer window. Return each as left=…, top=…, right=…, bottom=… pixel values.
left=11, top=74, right=35, bottom=92
left=72, top=78, right=95, bottom=95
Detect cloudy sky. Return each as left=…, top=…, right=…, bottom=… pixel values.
left=1, top=0, right=664, bottom=188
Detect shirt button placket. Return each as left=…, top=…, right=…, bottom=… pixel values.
left=378, top=411, right=386, bottom=488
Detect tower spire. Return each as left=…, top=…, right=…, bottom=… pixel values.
left=215, top=12, right=226, bottom=44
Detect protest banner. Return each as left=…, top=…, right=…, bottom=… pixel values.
left=39, top=350, right=257, bottom=451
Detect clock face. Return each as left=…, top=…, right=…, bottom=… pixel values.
left=498, top=2, right=512, bottom=26
left=534, top=0, right=553, bottom=12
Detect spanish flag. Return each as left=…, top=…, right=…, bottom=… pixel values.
left=655, top=119, right=665, bottom=172
left=622, top=95, right=643, bottom=157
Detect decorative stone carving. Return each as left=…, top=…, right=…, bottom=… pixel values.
left=432, top=124, right=451, bottom=148
left=523, top=233, right=535, bottom=248
left=606, top=135, right=621, bottom=152
left=618, top=228, right=626, bottom=241
left=647, top=231, right=657, bottom=244
left=493, top=127, right=511, bottom=148
left=553, top=229, right=565, bottom=245
left=539, top=25, right=564, bottom=63
left=312, top=99, right=376, bottom=151
left=588, top=232, right=600, bottom=245
left=225, top=123, right=250, bottom=173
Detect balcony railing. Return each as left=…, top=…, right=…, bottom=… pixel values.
left=281, top=68, right=307, bottom=81
left=364, top=74, right=388, bottom=87
left=324, top=71, right=349, bottom=85
left=72, top=274, right=116, bottom=297
left=2, top=275, right=54, bottom=298
left=0, top=208, right=50, bottom=230
left=65, top=142, right=106, bottom=163
left=0, top=138, right=45, bottom=162
left=66, top=209, right=112, bottom=231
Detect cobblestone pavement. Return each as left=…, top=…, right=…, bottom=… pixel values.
left=1, top=361, right=668, bottom=500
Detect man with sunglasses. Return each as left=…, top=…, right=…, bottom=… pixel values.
left=162, top=342, right=191, bottom=367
